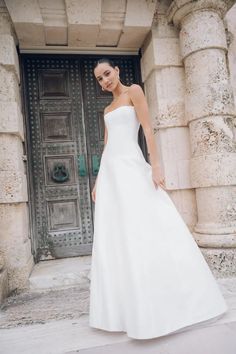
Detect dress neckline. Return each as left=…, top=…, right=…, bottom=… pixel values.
left=104, top=105, right=135, bottom=117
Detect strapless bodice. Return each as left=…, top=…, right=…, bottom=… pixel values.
left=103, top=105, right=143, bottom=158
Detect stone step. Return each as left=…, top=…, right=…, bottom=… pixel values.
left=29, top=256, right=91, bottom=291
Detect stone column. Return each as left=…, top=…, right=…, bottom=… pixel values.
left=141, top=2, right=198, bottom=231
left=0, top=4, right=34, bottom=296
left=168, top=0, right=236, bottom=277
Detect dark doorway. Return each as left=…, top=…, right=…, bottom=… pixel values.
left=21, top=54, right=147, bottom=261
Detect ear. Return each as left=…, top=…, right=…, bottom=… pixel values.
left=114, top=66, right=120, bottom=75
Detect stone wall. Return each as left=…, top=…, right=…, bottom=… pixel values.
left=141, top=1, right=198, bottom=231
left=0, top=1, right=34, bottom=301
left=166, top=0, right=236, bottom=278
left=225, top=4, right=236, bottom=108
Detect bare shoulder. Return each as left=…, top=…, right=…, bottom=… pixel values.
left=128, top=84, right=144, bottom=98
left=127, top=84, right=145, bottom=106
left=104, top=104, right=111, bottom=115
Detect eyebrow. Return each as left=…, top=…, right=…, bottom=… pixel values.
left=96, top=69, right=110, bottom=79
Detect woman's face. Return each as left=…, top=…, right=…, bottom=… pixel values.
left=94, top=63, right=119, bottom=92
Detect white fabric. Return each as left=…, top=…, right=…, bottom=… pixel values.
left=89, top=105, right=228, bottom=340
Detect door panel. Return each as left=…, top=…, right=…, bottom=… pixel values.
left=22, top=55, right=147, bottom=261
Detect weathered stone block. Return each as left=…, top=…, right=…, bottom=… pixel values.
left=141, top=37, right=182, bottom=81
left=189, top=116, right=236, bottom=157
left=180, top=11, right=227, bottom=59
left=194, top=185, right=236, bottom=235
left=155, top=67, right=186, bottom=127
left=7, top=254, right=34, bottom=291
left=200, top=248, right=236, bottom=278
left=0, top=134, right=25, bottom=172
left=66, top=0, right=101, bottom=46
left=225, top=4, right=236, bottom=108
left=190, top=152, right=236, bottom=187
left=184, top=49, right=229, bottom=89
left=124, top=0, right=155, bottom=28
left=168, top=0, right=232, bottom=27
left=157, top=127, right=192, bottom=189
left=0, top=34, right=20, bottom=81
left=144, top=70, right=159, bottom=125
left=5, top=0, right=45, bottom=46
left=119, top=28, right=151, bottom=48
left=0, top=12, right=13, bottom=36
left=0, top=101, right=24, bottom=139
left=0, top=66, right=21, bottom=104
left=0, top=203, right=29, bottom=239
left=185, top=83, right=235, bottom=121
left=0, top=171, right=28, bottom=203
left=152, top=12, right=179, bottom=39
left=168, top=188, right=197, bottom=230
left=0, top=269, right=8, bottom=304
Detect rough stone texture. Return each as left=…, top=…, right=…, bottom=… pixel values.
left=167, top=0, right=236, bottom=27
left=0, top=101, right=24, bottom=140
left=0, top=171, right=28, bottom=203
left=141, top=6, right=194, bottom=219
left=0, top=269, right=8, bottom=304
left=200, top=248, right=236, bottom=278
left=0, top=34, right=20, bottom=80
left=141, top=37, right=182, bottom=81
left=65, top=0, right=102, bottom=47
left=0, top=65, right=21, bottom=103
left=189, top=116, right=236, bottom=157
left=194, top=186, right=236, bottom=235
left=225, top=4, right=236, bottom=108
left=97, top=0, right=126, bottom=46
left=168, top=0, right=236, bottom=276
left=168, top=189, right=197, bottom=231
left=157, top=127, right=192, bottom=189
left=0, top=134, right=25, bottom=172
left=3, top=0, right=156, bottom=50
left=4, top=0, right=45, bottom=46
left=180, top=10, right=227, bottom=59
left=39, top=0, right=67, bottom=46
left=0, top=203, right=33, bottom=292
left=190, top=153, right=236, bottom=187
left=119, top=0, right=156, bottom=48
left=0, top=9, right=33, bottom=298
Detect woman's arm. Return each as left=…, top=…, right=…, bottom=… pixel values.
left=129, top=84, right=161, bottom=168
left=94, top=113, right=108, bottom=187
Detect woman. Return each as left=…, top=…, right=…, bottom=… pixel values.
left=89, top=58, right=228, bottom=340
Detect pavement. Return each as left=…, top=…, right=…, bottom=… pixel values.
left=0, top=260, right=235, bottom=354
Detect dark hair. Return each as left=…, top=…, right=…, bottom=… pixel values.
left=93, top=58, right=116, bottom=70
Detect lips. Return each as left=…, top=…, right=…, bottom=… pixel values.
left=106, top=83, right=112, bottom=89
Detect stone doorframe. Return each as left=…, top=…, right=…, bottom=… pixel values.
left=0, top=0, right=236, bottom=302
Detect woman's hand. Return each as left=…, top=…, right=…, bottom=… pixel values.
left=152, top=165, right=166, bottom=189
left=91, top=184, right=96, bottom=202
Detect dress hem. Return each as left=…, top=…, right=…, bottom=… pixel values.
left=89, top=305, right=228, bottom=340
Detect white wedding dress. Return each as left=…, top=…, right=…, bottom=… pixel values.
left=89, top=105, right=228, bottom=340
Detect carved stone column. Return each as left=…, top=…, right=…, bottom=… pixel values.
left=168, top=0, right=236, bottom=277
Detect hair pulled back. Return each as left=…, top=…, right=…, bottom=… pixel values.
left=93, top=58, right=116, bottom=70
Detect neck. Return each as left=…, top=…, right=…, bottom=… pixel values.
left=112, top=82, right=127, bottom=99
